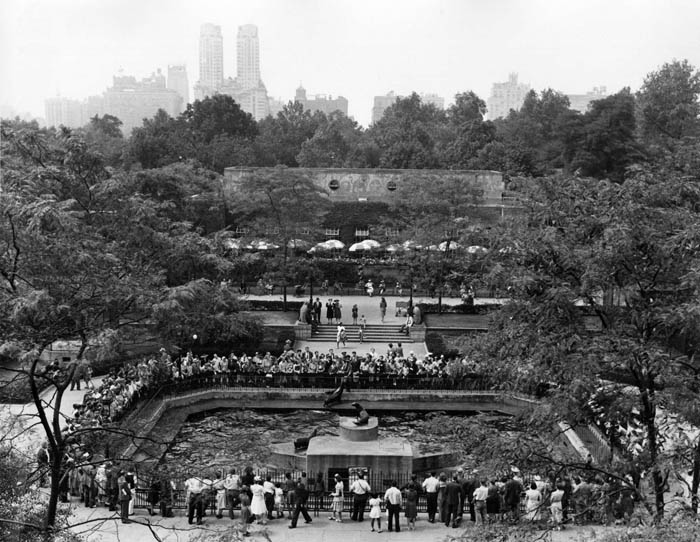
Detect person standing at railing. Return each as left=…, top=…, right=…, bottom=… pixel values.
left=329, top=473, right=344, bottom=523
left=422, top=472, right=439, bottom=523
left=350, top=472, right=371, bottom=522
left=403, top=477, right=420, bottom=531
left=118, top=471, right=132, bottom=524
left=473, top=479, right=489, bottom=525
left=263, top=474, right=276, bottom=520
left=185, top=474, right=205, bottom=525
left=384, top=480, right=402, bottom=532
left=214, top=473, right=227, bottom=519
left=250, top=476, right=268, bottom=524
left=224, top=469, right=240, bottom=519
left=445, top=474, right=462, bottom=528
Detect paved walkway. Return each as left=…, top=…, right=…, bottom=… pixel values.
left=243, top=293, right=504, bottom=327
left=247, top=293, right=499, bottom=356
left=66, top=503, right=614, bottom=541
left=0, top=376, right=105, bottom=457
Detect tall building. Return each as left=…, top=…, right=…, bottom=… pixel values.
left=167, top=65, right=190, bottom=112
left=421, top=93, right=445, bottom=110
left=566, top=86, right=608, bottom=113
left=236, top=24, right=261, bottom=89
left=294, top=86, right=348, bottom=116
left=268, top=96, right=286, bottom=117
left=102, top=70, right=182, bottom=133
left=371, top=91, right=444, bottom=124
left=372, top=91, right=399, bottom=123
left=45, top=97, right=86, bottom=128
left=486, top=73, right=531, bottom=120
left=195, top=23, right=270, bottom=120
left=197, top=23, right=224, bottom=94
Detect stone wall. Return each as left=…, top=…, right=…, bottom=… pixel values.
left=223, top=167, right=505, bottom=205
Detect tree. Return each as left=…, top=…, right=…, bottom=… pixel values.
left=228, top=167, right=331, bottom=309
left=126, top=109, right=186, bottom=169
left=441, top=91, right=498, bottom=169
left=81, top=114, right=126, bottom=169
left=367, top=92, right=447, bottom=169
left=378, top=171, right=485, bottom=309
left=473, top=170, right=700, bottom=520
left=494, top=89, right=576, bottom=176
left=567, top=88, right=645, bottom=182
left=254, top=101, right=324, bottom=166
left=181, top=94, right=258, bottom=143
left=296, top=111, right=373, bottom=167
left=0, top=120, right=252, bottom=534
left=152, top=279, right=262, bottom=351
left=637, top=59, right=700, bottom=148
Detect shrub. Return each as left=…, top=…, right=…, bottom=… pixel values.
left=247, top=299, right=305, bottom=312
left=417, top=302, right=500, bottom=314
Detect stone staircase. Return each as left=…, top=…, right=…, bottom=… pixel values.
left=309, top=324, right=414, bottom=344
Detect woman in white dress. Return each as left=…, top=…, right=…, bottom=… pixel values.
left=525, top=481, right=542, bottom=521
left=250, top=476, right=268, bottom=524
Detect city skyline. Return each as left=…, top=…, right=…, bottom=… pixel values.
left=2, top=0, right=700, bottom=127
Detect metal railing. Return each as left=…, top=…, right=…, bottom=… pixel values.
left=157, top=372, right=495, bottom=397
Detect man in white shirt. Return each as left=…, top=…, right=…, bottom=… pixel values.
left=473, top=480, right=489, bottom=524
left=384, top=480, right=402, bottom=532
left=185, top=475, right=205, bottom=525
left=422, top=472, right=440, bottom=522
left=350, top=473, right=372, bottom=522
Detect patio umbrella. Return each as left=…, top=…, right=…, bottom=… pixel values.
left=349, top=241, right=370, bottom=252
left=251, top=240, right=280, bottom=250
left=223, top=239, right=252, bottom=250
left=287, top=238, right=310, bottom=249
left=438, top=241, right=463, bottom=251
left=311, top=239, right=345, bottom=252
left=401, top=240, right=423, bottom=250
left=466, top=245, right=488, bottom=254
left=362, top=239, right=381, bottom=249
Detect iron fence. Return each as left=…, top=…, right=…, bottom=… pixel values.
left=158, top=372, right=493, bottom=397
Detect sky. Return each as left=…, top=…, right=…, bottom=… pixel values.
left=1, top=0, right=700, bottom=127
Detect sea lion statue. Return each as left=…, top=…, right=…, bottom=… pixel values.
left=323, top=378, right=346, bottom=408
left=294, top=427, right=319, bottom=450
left=351, top=402, right=369, bottom=426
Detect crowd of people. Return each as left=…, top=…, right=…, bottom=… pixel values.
left=34, top=349, right=648, bottom=534
left=166, top=345, right=485, bottom=391
left=51, top=462, right=640, bottom=532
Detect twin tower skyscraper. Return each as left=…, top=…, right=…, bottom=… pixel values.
left=194, top=23, right=270, bottom=120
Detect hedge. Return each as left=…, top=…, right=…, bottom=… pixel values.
left=416, top=302, right=501, bottom=314
left=247, top=299, right=305, bottom=311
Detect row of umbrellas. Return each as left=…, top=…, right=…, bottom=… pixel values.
left=224, top=237, right=487, bottom=254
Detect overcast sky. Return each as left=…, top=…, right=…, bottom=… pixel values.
left=2, top=0, right=700, bottom=127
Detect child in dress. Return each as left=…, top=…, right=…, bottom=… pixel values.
left=274, top=482, right=284, bottom=518
left=369, top=492, right=383, bottom=532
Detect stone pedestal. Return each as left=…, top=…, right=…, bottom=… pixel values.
left=338, top=416, right=378, bottom=441
left=306, top=435, right=413, bottom=476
